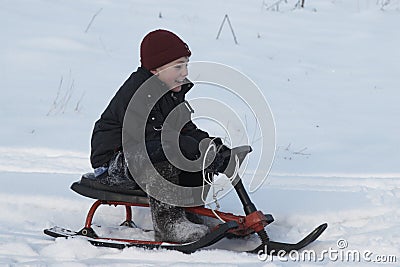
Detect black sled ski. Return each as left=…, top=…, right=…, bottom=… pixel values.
left=44, top=222, right=327, bottom=255
left=44, top=221, right=239, bottom=253
left=247, top=223, right=328, bottom=255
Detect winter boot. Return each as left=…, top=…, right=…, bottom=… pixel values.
left=95, top=151, right=138, bottom=191
left=149, top=196, right=209, bottom=243
left=145, top=161, right=209, bottom=243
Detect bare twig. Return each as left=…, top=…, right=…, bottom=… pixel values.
left=294, top=0, right=306, bottom=8
left=293, top=147, right=311, bottom=155
left=263, top=0, right=287, bottom=11
left=47, top=70, right=77, bottom=116
left=216, top=14, right=238, bottom=45
left=377, top=0, right=391, bottom=10
left=47, top=76, right=63, bottom=116
left=60, top=79, right=74, bottom=114
left=85, top=8, right=103, bottom=33
left=75, top=92, right=85, bottom=113
left=285, top=143, right=291, bottom=151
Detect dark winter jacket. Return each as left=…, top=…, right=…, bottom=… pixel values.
left=90, top=67, right=209, bottom=168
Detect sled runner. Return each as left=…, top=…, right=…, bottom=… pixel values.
left=44, top=146, right=327, bottom=255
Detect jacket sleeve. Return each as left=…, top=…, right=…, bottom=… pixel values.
left=181, top=120, right=209, bottom=142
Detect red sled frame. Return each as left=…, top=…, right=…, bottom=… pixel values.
left=77, top=199, right=274, bottom=240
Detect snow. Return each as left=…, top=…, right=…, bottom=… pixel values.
left=1, top=0, right=400, bottom=265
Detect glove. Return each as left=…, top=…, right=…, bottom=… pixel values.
left=212, top=137, right=223, bottom=147
left=210, top=137, right=229, bottom=154
left=204, top=138, right=231, bottom=175
left=204, top=151, right=226, bottom=175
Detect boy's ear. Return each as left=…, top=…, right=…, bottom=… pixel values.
left=150, top=69, right=158, bottom=75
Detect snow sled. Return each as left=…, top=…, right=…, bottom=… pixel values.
left=44, top=145, right=327, bottom=255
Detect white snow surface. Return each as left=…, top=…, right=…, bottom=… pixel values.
left=1, top=0, right=400, bottom=266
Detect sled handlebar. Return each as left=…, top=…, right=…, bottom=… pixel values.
left=225, top=145, right=270, bottom=244
left=222, top=145, right=255, bottom=214
left=222, top=145, right=252, bottom=178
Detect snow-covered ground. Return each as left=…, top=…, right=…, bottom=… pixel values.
left=1, top=0, right=399, bottom=266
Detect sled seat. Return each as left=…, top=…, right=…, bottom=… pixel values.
left=71, top=173, right=149, bottom=204
left=71, top=145, right=253, bottom=205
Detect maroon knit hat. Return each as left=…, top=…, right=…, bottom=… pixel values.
left=140, top=29, right=191, bottom=70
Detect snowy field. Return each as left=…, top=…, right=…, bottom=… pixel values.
left=1, top=0, right=400, bottom=266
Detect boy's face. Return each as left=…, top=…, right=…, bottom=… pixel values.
left=151, top=57, right=189, bottom=92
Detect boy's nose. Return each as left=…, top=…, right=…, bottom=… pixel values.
left=181, top=65, right=188, bottom=77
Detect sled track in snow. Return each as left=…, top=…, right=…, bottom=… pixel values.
left=0, top=146, right=89, bottom=174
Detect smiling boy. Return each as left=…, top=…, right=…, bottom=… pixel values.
left=89, top=29, right=230, bottom=243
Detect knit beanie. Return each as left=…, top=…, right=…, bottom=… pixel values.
left=140, top=29, right=191, bottom=70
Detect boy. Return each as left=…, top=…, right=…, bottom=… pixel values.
left=90, top=29, right=228, bottom=243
